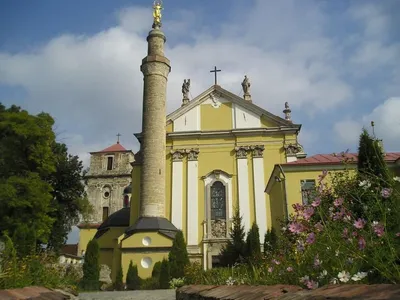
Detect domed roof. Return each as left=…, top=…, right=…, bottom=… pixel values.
left=97, top=207, right=130, bottom=230
left=123, top=184, right=132, bottom=194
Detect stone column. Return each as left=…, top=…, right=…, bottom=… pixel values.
left=187, top=148, right=199, bottom=246
left=235, top=146, right=251, bottom=233
left=139, top=27, right=171, bottom=217
left=251, top=145, right=267, bottom=244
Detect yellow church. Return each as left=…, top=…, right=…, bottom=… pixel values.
left=78, top=2, right=400, bottom=281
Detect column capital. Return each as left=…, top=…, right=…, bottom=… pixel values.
left=250, top=145, right=265, bottom=158
left=234, top=146, right=249, bottom=159
left=170, top=149, right=185, bottom=162
left=186, top=148, right=200, bottom=161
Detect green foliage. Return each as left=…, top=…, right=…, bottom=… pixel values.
left=183, top=261, right=204, bottom=285
left=140, top=277, right=159, bottom=290
left=357, top=128, right=390, bottom=185
left=220, top=208, right=246, bottom=266
left=114, top=266, right=124, bottom=291
left=168, top=231, right=189, bottom=279
left=152, top=261, right=162, bottom=279
left=81, top=239, right=100, bottom=291
left=245, top=222, right=261, bottom=260
left=12, top=224, right=37, bottom=257
left=263, top=227, right=278, bottom=256
left=159, top=258, right=170, bottom=289
left=126, top=261, right=141, bottom=290
left=0, top=103, right=90, bottom=253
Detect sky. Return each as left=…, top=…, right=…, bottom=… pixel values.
left=1, top=1, right=400, bottom=242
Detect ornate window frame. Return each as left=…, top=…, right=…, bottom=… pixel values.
left=202, top=170, right=233, bottom=240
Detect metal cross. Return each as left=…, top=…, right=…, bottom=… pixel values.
left=210, top=66, right=221, bottom=85
left=116, top=133, right=121, bottom=143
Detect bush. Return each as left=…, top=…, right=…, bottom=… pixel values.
left=263, top=227, right=278, bottom=256
left=81, top=239, right=100, bottom=290
left=220, top=208, right=246, bottom=267
left=140, top=277, right=159, bottom=290
left=152, top=261, right=162, bottom=279
left=245, top=222, right=261, bottom=260
left=114, top=266, right=124, bottom=291
left=159, top=258, right=170, bottom=289
left=168, top=231, right=189, bottom=279
left=184, top=261, right=204, bottom=284
left=126, top=261, right=141, bottom=290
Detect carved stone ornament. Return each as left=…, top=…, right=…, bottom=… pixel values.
left=235, top=146, right=249, bottom=159
left=211, top=219, right=227, bottom=238
left=186, top=148, right=200, bottom=161
left=284, top=143, right=304, bottom=155
left=250, top=145, right=265, bottom=158
left=171, top=149, right=185, bottom=162
left=209, top=92, right=221, bottom=108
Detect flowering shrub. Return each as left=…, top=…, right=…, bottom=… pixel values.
left=169, top=277, right=185, bottom=289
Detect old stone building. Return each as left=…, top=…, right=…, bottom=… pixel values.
left=77, top=140, right=134, bottom=255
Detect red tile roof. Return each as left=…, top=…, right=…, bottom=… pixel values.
left=60, top=243, right=78, bottom=256
left=284, top=152, right=400, bottom=166
left=99, top=142, right=127, bottom=153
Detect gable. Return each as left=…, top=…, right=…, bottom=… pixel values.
left=167, top=85, right=297, bottom=133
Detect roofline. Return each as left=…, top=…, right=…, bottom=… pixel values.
left=89, top=149, right=134, bottom=155
left=166, top=85, right=299, bottom=128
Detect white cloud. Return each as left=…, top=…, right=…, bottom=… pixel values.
left=1, top=1, right=398, bottom=160
left=333, top=97, right=400, bottom=152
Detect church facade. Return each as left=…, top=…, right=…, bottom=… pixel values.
left=77, top=2, right=400, bottom=281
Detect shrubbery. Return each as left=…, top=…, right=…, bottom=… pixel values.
left=126, top=261, right=141, bottom=290
left=81, top=239, right=100, bottom=290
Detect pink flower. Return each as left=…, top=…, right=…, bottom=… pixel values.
left=292, top=203, right=304, bottom=212
left=342, top=228, right=349, bottom=238
left=353, top=218, right=366, bottom=229
left=306, top=232, right=316, bottom=244
left=287, top=267, right=293, bottom=272
left=303, top=207, right=315, bottom=220
left=352, top=231, right=358, bottom=237
left=272, top=259, right=280, bottom=265
left=289, top=222, right=304, bottom=234
left=373, top=223, right=385, bottom=237
left=358, top=236, right=366, bottom=250
left=268, top=267, right=273, bottom=273
left=306, top=280, right=319, bottom=289
left=334, top=198, right=344, bottom=207
left=396, top=233, right=400, bottom=237
left=311, top=198, right=321, bottom=207
left=314, top=222, right=324, bottom=232
left=381, top=188, right=392, bottom=199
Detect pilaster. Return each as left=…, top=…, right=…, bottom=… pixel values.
left=186, top=148, right=199, bottom=246
left=235, top=146, right=251, bottom=232
left=170, top=149, right=185, bottom=229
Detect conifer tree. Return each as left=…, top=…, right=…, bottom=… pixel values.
left=168, top=230, right=189, bottom=279
left=152, top=261, right=162, bottom=279
left=126, top=261, right=141, bottom=290
left=159, top=258, right=170, bottom=289
left=357, top=128, right=390, bottom=185
left=219, top=207, right=246, bottom=266
left=81, top=239, right=100, bottom=290
left=263, top=227, right=278, bottom=256
left=245, top=222, right=261, bottom=259
left=114, top=266, right=124, bottom=291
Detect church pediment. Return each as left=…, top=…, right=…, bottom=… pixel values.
left=166, top=85, right=300, bottom=133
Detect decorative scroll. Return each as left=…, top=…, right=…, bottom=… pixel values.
left=171, top=149, right=185, bottom=162
left=186, top=148, right=199, bottom=161
left=284, top=143, right=304, bottom=155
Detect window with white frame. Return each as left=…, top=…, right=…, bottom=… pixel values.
left=300, top=179, right=316, bottom=205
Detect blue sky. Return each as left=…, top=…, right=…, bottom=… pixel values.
left=1, top=1, right=400, bottom=245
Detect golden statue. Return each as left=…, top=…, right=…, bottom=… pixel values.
left=153, top=0, right=163, bottom=28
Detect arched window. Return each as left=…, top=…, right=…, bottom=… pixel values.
left=210, top=181, right=226, bottom=220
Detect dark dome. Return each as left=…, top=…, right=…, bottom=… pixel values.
left=123, top=184, right=132, bottom=194
left=98, top=207, right=130, bottom=230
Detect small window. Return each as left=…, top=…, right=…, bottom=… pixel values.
left=107, top=157, right=113, bottom=170
left=211, top=181, right=226, bottom=220
left=102, top=207, right=109, bottom=222
left=300, top=179, right=316, bottom=205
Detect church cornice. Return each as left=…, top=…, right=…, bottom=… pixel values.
left=85, top=173, right=132, bottom=179
left=134, top=127, right=300, bottom=143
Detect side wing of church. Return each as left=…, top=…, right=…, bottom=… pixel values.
left=129, top=84, right=305, bottom=269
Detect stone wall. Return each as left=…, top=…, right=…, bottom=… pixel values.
left=176, top=284, right=400, bottom=300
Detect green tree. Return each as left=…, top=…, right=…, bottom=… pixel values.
left=245, top=222, right=261, bottom=259
left=357, top=128, right=390, bottom=185
left=46, top=142, right=89, bottom=253
left=114, top=266, right=124, bottom=291
left=81, top=239, right=100, bottom=290
left=168, top=231, right=189, bottom=279
left=152, top=261, right=162, bottom=279
left=220, top=208, right=246, bottom=266
left=12, top=224, right=37, bottom=257
left=159, top=258, right=170, bottom=289
left=126, top=261, right=141, bottom=290
left=263, top=227, right=278, bottom=256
